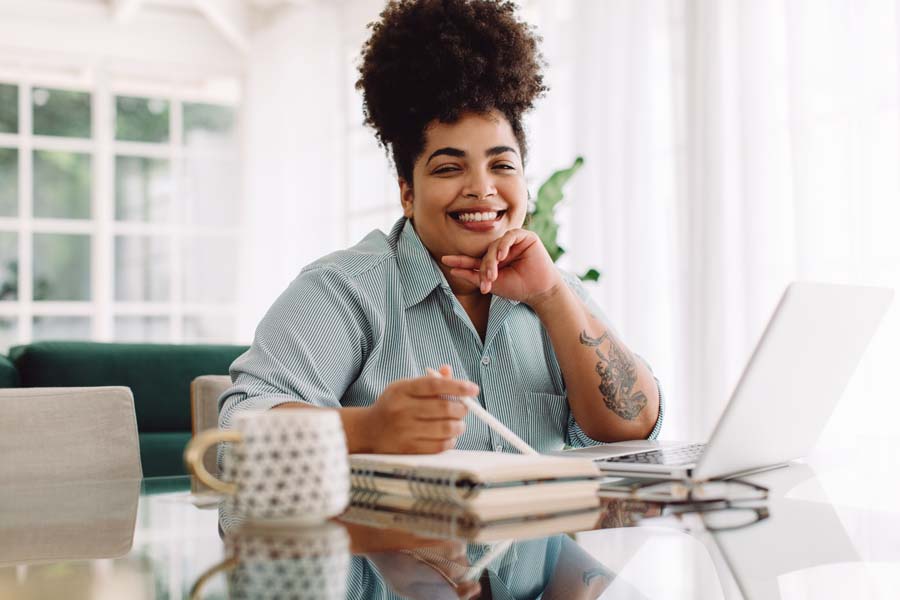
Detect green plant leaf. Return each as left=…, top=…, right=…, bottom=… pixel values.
left=579, top=268, right=601, bottom=282
left=526, top=157, right=584, bottom=264
left=533, top=156, right=584, bottom=215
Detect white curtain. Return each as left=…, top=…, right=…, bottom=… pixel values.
left=241, top=0, right=899, bottom=443
left=526, top=0, right=900, bottom=442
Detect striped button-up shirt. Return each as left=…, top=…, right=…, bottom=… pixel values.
left=219, top=217, right=663, bottom=449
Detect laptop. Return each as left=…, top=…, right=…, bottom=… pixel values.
left=554, top=282, right=893, bottom=480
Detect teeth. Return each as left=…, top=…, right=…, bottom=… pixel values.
left=457, top=211, right=498, bottom=223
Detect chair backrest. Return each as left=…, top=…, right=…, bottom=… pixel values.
left=0, top=387, right=142, bottom=483
left=190, top=375, right=232, bottom=490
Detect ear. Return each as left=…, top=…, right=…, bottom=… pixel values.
left=399, top=178, right=414, bottom=219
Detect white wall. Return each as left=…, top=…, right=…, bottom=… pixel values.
left=237, top=1, right=346, bottom=339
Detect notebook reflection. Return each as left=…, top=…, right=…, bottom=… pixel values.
left=214, top=496, right=662, bottom=600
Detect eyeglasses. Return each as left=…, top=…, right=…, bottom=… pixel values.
left=598, top=478, right=770, bottom=532
left=599, top=478, right=769, bottom=504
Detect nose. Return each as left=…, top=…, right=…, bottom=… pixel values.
left=462, top=168, right=497, bottom=200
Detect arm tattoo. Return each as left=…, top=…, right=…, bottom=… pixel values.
left=579, top=331, right=647, bottom=420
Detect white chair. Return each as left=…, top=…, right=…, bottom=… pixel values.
left=189, top=375, right=232, bottom=492
left=0, top=386, right=142, bottom=483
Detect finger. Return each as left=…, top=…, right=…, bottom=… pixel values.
left=441, top=255, right=481, bottom=269
left=415, top=419, right=466, bottom=440
left=438, top=364, right=453, bottom=378
left=501, top=231, right=536, bottom=264
left=416, top=398, right=468, bottom=420
left=404, top=376, right=480, bottom=398
left=457, top=581, right=482, bottom=600
left=449, top=267, right=481, bottom=287
left=411, top=439, right=457, bottom=454
left=497, top=229, right=527, bottom=263
left=483, top=238, right=505, bottom=281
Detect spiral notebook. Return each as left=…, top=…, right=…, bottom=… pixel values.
left=344, top=491, right=604, bottom=542
left=349, top=449, right=600, bottom=507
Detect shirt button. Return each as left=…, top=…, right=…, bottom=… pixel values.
left=493, top=443, right=503, bottom=452
left=481, top=356, right=491, bottom=366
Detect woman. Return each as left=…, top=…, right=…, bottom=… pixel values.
left=220, top=0, right=663, bottom=454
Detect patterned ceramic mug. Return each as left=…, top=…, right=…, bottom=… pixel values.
left=184, top=410, right=350, bottom=522
left=190, top=521, right=351, bottom=600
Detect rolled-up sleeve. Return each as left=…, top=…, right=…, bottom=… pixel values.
left=218, top=266, right=372, bottom=430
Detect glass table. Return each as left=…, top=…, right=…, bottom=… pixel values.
left=1, top=437, right=898, bottom=599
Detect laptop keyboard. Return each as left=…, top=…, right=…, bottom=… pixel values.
left=605, top=443, right=707, bottom=466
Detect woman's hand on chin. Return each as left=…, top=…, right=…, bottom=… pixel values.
left=441, top=228, right=563, bottom=306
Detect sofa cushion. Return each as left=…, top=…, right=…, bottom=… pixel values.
left=9, top=342, right=247, bottom=433
left=0, top=354, right=19, bottom=388
left=139, top=432, right=193, bottom=477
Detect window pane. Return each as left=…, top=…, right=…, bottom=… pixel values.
left=181, top=157, right=238, bottom=226
left=0, top=318, right=17, bottom=352
left=33, top=233, right=91, bottom=301
left=183, top=102, right=235, bottom=145
left=0, top=83, right=17, bottom=133
left=0, top=148, right=17, bottom=216
left=33, top=150, right=92, bottom=219
left=0, top=231, right=18, bottom=301
left=115, top=156, right=171, bottom=222
left=183, top=315, right=232, bottom=343
left=32, top=316, right=91, bottom=341
left=114, top=316, right=169, bottom=342
left=32, top=88, right=91, bottom=138
left=115, top=95, right=169, bottom=143
left=182, top=237, right=236, bottom=303
left=115, top=235, right=170, bottom=301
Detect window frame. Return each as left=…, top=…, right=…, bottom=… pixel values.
left=0, top=73, right=242, bottom=347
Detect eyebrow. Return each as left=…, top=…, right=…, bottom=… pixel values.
left=425, top=145, right=519, bottom=165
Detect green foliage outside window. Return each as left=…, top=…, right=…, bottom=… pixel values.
left=0, top=84, right=17, bottom=133
left=33, top=150, right=91, bottom=219
left=32, top=88, right=91, bottom=138
left=116, top=96, right=169, bottom=143
left=0, top=148, right=17, bottom=217
left=183, top=102, right=235, bottom=139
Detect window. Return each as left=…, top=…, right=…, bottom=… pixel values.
left=0, top=80, right=240, bottom=350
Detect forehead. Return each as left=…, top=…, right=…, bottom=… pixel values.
left=421, top=111, right=519, bottom=154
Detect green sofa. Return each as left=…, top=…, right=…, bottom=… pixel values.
left=1, top=341, right=248, bottom=477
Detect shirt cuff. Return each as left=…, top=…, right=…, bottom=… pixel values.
left=218, top=392, right=312, bottom=430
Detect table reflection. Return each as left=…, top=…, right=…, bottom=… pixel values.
left=1, top=453, right=898, bottom=599
left=211, top=495, right=663, bottom=600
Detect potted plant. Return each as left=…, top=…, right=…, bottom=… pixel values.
left=526, top=156, right=600, bottom=282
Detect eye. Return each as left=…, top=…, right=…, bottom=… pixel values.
left=493, top=163, right=516, bottom=171
left=433, top=165, right=461, bottom=175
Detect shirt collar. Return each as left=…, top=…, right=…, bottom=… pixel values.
left=392, top=217, right=521, bottom=310
left=395, top=218, right=446, bottom=309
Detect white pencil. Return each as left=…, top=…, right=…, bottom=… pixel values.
left=426, top=367, right=539, bottom=456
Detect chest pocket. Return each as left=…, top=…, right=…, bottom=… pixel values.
left=522, top=391, right=569, bottom=452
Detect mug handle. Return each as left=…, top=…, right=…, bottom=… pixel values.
left=189, top=557, right=238, bottom=600
left=183, top=429, right=243, bottom=494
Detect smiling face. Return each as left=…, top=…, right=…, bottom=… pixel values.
left=400, top=111, right=529, bottom=266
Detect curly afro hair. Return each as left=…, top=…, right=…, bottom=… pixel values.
left=356, top=0, right=547, bottom=184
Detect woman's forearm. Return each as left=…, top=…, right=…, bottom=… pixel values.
left=529, top=283, right=659, bottom=441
